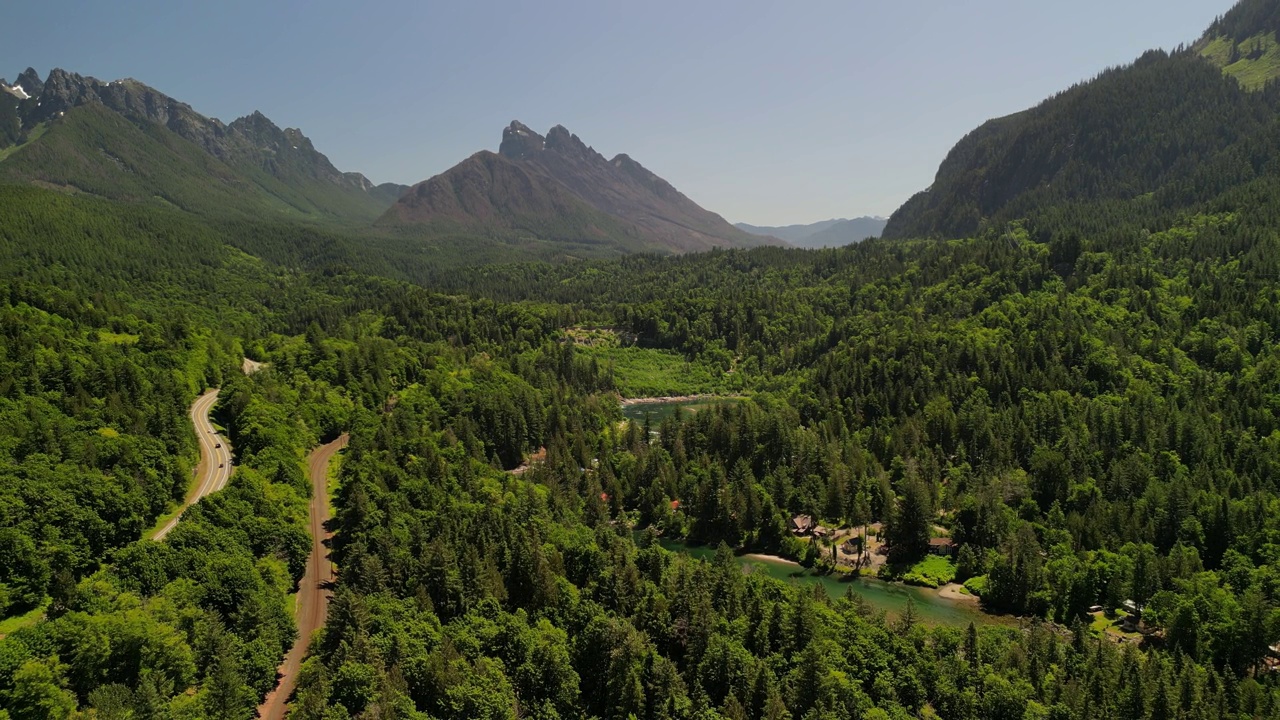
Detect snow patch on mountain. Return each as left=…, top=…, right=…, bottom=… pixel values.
left=3, top=83, right=31, bottom=100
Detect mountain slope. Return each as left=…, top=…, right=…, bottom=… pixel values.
left=0, top=68, right=407, bottom=224
left=884, top=0, right=1280, bottom=240
left=0, top=103, right=305, bottom=218
left=381, top=121, right=776, bottom=254
left=737, top=216, right=886, bottom=248
left=378, top=150, right=652, bottom=252
left=1197, top=0, right=1280, bottom=90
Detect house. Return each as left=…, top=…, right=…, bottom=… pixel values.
left=840, top=538, right=862, bottom=555
left=927, top=537, right=956, bottom=557
left=790, top=515, right=814, bottom=535
left=812, top=525, right=831, bottom=540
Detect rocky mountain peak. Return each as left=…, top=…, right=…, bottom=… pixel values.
left=384, top=120, right=779, bottom=253
left=16, top=68, right=43, bottom=97
left=229, top=112, right=321, bottom=158
left=499, top=120, right=545, bottom=159
left=283, top=127, right=316, bottom=152
left=229, top=110, right=283, bottom=138
left=544, top=124, right=593, bottom=158
left=37, top=69, right=103, bottom=118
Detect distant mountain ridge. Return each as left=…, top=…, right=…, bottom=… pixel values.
left=380, top=121, right=778, bottom=254
left=883, top=0, right=1280, bottom=240
left=736, top=216, right=886, bottom=248
left=0, top=68, right=408, bottom=223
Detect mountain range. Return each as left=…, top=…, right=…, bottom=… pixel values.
left=8, top=0, right=1280, bottom=262
left=0, top=71, right=774, bottom=256
left=0, top=68, right=409, bottom=224
left=735, top=216, right=887, bottom=248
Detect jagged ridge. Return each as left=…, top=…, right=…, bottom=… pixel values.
left=0, top=68, right=408, bottom=223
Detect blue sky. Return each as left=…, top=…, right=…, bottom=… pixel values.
left=3, top=0, right=1237, bottom=225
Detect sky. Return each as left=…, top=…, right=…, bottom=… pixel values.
left=2, top=0, right=1239, bottom=225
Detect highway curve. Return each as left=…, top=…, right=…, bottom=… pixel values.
left=153, top=389, right=231, bottom=541
left=257, top=433, right=348, bottom=720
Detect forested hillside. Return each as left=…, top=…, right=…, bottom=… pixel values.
left=884, top=0, right=1280, bottom=241
left=0, top=68, right=405, bottom=226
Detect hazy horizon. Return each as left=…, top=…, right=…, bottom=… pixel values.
left=3, top=0, right=1236, bottom=225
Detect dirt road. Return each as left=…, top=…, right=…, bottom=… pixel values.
left=257, top=434, right=348, bottom=720
left=153, top=389, right=231, bottom=541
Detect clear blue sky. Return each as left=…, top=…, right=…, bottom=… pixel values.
left=2, top=0, right=1237, bottom=225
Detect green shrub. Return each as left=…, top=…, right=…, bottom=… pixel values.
left=964, top=575, right=989, bottom=597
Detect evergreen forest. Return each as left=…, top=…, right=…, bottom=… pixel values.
left=10, top=1, right=1280, bottom=719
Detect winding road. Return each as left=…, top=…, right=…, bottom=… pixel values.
left=257, top=433, right=348, bottom=720
left=153, top=389, right=232, bottom=541
left=154, top=376, right=348, bottom=719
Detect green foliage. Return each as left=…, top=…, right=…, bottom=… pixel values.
left=1201, top=32, right=1280, bottom=90
left=0, top=102, right=394, bottom=225
left=899, top=556, right=957, bottom=589
left=583, top=346, right=736, bottom=397
left=963, top=575, right=989, bottom=597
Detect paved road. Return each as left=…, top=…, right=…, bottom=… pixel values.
left=257, top=434, right=348, bottom=720
left=153, top=389, right=231, bottom=541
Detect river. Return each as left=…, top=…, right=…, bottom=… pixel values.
left=620, top=396, right=743, bottom=424
left=659, top=539, right=1008, bottom=627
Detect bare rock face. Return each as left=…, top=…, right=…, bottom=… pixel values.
left=499, top=121, right=545, bottom=159
left=15, top=68, right=43, bottom=97
left=544, top=125, right=600, bottom=162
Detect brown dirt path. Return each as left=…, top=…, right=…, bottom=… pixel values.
left=257, top=434, right=348, bottom=720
